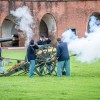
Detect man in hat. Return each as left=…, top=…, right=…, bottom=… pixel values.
left=27, top=39, right=39, bottom=77
left=37, top=34, right=51, bottom=45
left=53, top=38, right=70, bottom=77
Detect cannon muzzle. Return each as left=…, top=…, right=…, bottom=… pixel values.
left=0, top=37, right=13, bottom=42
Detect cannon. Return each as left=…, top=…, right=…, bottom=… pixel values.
left=0, top=44, right=57, bottom=77
left=0, top=37, right=13, bottom=42
left=0, top=34, right=19, bottom=43
left=0, top=35, right=57, bottom=76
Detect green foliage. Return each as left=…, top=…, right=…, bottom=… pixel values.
left=0, top=50, right=100, bottom=100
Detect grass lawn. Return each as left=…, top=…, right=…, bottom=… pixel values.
left=0, top=49, right=100, bottom=100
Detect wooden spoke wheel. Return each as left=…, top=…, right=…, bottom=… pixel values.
left=35, top=44, right=57, bottom=76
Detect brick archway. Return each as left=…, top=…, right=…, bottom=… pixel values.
left=87, top=12, right=100, bottom=33
left=1, top=14, right=26, bottom=47
left=39, top=13, right=57, bottom=44
left=1, top=15, right=19, bottom=47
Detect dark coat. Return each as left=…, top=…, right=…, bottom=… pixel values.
left=37, top=38, right=51, bottom=45
left=27, top=40, right=39, bottom=62
left=0, top=48, right=3, bottom=60
left=0, top=48, right=1, bottom=57
left=56, top=42, right=69, bottom=61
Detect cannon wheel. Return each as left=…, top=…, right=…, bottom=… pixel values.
left=35, top=44, right=57, bottom=76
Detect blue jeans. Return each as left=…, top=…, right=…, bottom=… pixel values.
left=29, top=60, right=35, bottom=77
left=0, top=60, right=4, bottom=73
left=57, top=59, right=70, bottom=77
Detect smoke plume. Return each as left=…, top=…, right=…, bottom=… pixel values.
left=10, top=6, right=34, bottom=46
left=62, top=16, right=100, bottom=63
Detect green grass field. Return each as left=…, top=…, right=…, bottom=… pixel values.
left=0, top=50, right=100, bottom=100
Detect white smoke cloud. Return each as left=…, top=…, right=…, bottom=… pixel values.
left=10, top=6, right=34, bottom=46
left=89, top=16, right=100, bottom=33
left=62, top=16, right=100, bottom=63
left=62, top=29, right=78, bottom=44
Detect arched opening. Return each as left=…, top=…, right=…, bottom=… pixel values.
left=39, top=13, right=57, bottom=44
left=1, top=15, right=19, bottom=47
left=1, top=15, right=26, bottom=47
left=39, top=20, right=48, bottom=37
left=87, top=12, right=100, bottom=33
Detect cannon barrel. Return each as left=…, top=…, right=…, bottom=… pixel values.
left=0, top=37, right=13, bottom=42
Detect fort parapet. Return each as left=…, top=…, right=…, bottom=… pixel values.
left=0, top=0, right=100, bottom=46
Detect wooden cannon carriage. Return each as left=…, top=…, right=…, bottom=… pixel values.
left=35, top=44, right=57, bottom=76
left=0, top=44, right=57, bottom=77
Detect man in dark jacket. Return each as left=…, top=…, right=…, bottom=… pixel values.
left=37, top=34, right=51, bottom=45
left=54, top=38, right=70, bottom=77
left=27, top=39, right=39, bottom=77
